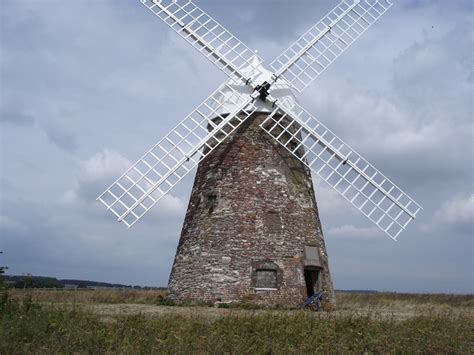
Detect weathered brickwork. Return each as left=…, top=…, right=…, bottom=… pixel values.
left=168, top=113, right=335, bottom=308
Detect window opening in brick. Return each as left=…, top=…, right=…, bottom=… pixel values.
left=264, top=211, right=281, bottom=233
left=207, top=194, right=217, bottom=214
left=255, top=269, right=277, bottom=289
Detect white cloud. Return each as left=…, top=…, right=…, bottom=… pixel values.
left=59, top=189, right=77, bottom=204
left=58, top=149, right=132, bottom=203
left=84, top=150, right=186, bottom=215
left=80, top=149, right=131, bottom=182
left=326, top=224, right=380, bottom=240
left=313, top=178, right=353, bottom=215
left=436, top=194, right=474, bottom=224
left=61, top=149, right=186, bottom=218
left=151, top=194, right=186, bottom=217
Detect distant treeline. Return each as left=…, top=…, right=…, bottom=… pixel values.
left=3, top=275, right=165, bottom=290
left=2, top=274, right=378, bottom=293
left=336, top=289, right=379, bottom=294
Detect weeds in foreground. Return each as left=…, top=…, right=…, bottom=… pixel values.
left=1, top=297, right=472, bottom=354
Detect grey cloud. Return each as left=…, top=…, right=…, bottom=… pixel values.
left=41, top=121, right=78, bottom=153
left=298, top=16, right=473, bottom=195
left=392, top=22, right=473, bottom=113
left=402, top=0, right=474, bottom=12
left=0, top=102, right=35, bottom=126
left=2, top=188, right=182, bottom=286
left=201, top=0, right=335, bottom=40
left=0, top=103, right=78, bottom=153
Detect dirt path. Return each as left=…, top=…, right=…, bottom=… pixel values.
left=53, top=302, right=472, bottom=322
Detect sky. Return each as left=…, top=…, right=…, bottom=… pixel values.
left=1, top=0, right=473, bottom=293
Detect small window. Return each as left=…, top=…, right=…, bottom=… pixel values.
left=206, top=194, right=217, bottom=214
left=255, top=269, right=277, bottom=289
left=264, top=211, right=281, bottom=233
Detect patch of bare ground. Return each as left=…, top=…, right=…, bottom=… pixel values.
left=10, top=289, right=473, bottom=321
left=62, top=302, right=470, bottom=323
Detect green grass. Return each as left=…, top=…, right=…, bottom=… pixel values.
left=1, top=294, right=472, bottom=354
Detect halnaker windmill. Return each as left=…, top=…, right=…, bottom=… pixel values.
left=98, top=0, right=421, bottom=307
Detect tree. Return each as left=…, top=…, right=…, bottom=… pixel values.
left=19, top=273, right=33, bottom=289
left=0, top=251, right=8, bottom=290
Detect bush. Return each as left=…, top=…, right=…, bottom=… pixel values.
left=155, top=295, right=176, bottom=306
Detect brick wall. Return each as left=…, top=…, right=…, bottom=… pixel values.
left=167, top=112, right=335, bottom=308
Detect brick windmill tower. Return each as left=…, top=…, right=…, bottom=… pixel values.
left=98, top=0, right=421, bottom=307
left=167, top=61, right=335, bottom=305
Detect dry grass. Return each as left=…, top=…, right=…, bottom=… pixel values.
left=1, top=291, right=472, bottom=354
left=8, top=288, right=168, bottom=305
left=10, top=288, right=473, bottom=309
left=335, top=291, right=474, bottom=320
left=8, top=288, right=473, bottom=323
left=337, top=291, right=474, bottom=308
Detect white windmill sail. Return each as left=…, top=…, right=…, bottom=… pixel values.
left=271, top=0, right=393, bottom=92
left=98, top=0, right=422, bottom=240
left=141, top=0, right=263, bottom=83
left=260, top=99, right=422, bottom=240
left=97, top=84, right=257, bottom=228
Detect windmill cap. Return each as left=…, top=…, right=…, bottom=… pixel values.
left=213, top=55, right=298, bottom=115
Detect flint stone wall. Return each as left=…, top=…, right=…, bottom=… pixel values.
left=168, top=112, right=335, bottom=307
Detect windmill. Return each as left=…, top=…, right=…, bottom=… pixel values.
left=97, top=0, right=421, bottom=306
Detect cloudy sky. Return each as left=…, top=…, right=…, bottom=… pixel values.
left=1, top=0, right=472, bottom=293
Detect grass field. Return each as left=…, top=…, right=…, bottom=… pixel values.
left=2, top=289, right=473, bottom=353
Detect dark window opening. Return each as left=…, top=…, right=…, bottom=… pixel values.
left=207, top=195, right=217, bottom=214
left=304, top=268, right=320, bottom=298
left=255, top=269, right=277, bottom=289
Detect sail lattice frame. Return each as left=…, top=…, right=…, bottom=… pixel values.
left=141, top=0, right=263, bottom=83
left=98, top=83, right=257, bottom=228
left=271, top=0, right=393, bottom=92
left=98, top=0, right=422, bottom=239
left=261, top=100, right=421, bottom=240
